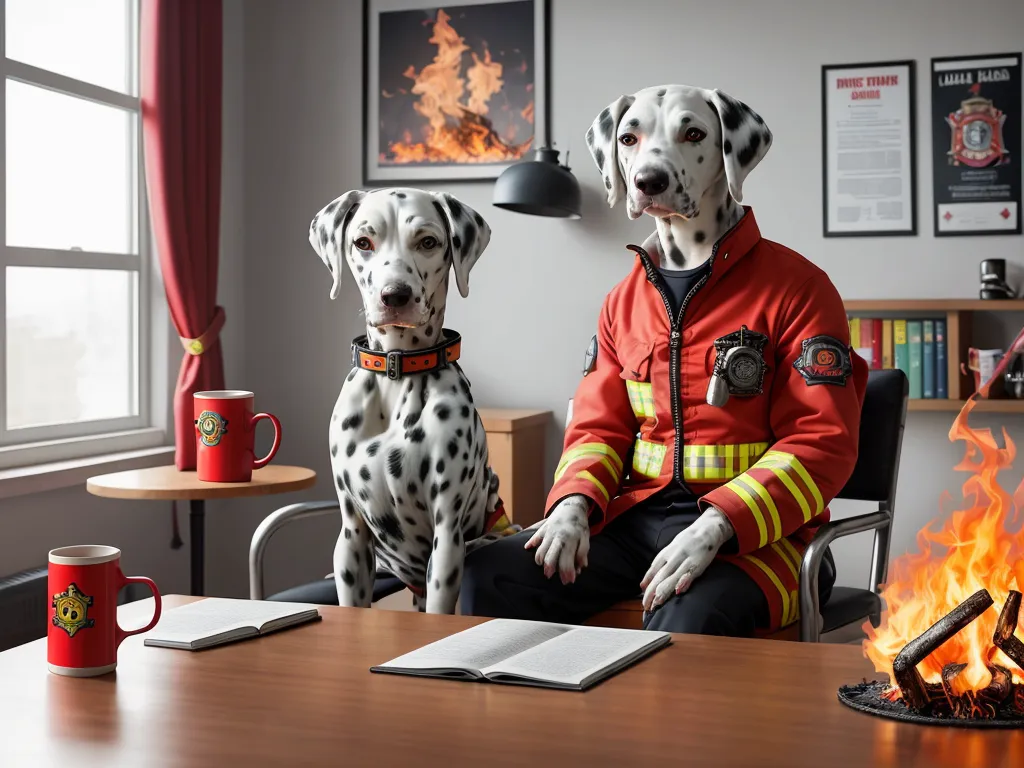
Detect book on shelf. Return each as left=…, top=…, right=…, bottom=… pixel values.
left=848, top=314, right=948, bottom=400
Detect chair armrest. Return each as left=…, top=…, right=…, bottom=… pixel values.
left=797, top=510, right=891, bottom=643
left=249, top=501, right=340, bottom=600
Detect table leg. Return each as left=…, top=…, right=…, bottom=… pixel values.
left=190, top=499, right=205, bottom=596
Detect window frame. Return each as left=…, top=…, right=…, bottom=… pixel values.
left=0, top=0, right=166, bottom=471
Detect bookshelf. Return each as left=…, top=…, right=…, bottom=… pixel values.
left=843, top=299, right=1024, bottom=413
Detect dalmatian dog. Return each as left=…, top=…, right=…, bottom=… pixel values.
left=525, top=84, right=773, bottom=612
left=307, top=187, right=515, bottom=614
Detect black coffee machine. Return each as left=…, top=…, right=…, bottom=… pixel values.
left=980, top=258, right=1016, bottom=300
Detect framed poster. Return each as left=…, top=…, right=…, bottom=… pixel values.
left=931, top=53, right=1021, bottom=236
left=821, top=60, right=917, bottom=237
left=363, top=0, right=549, bottom=184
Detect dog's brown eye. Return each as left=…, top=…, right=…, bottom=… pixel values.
left=354, top=237, right=374, bottom=251
left=684, top=127, right=706, bottom=142
left=420, top=236, right=438, bottom=250
left=618, top=133, right=637, bottom=147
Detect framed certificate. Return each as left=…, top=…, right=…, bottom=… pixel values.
left=822, top=60, right=917, bottom=237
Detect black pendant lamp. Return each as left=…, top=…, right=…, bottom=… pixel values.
left=492, top=146, right=582, bottom=219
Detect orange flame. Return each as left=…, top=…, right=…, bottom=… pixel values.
left=863, top=397, right=1024, bottom=694
left=384, top=9, right=533, bottom=165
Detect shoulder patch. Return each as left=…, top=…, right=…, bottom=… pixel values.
left=583, top=335, right=598, bottom=376
left=793, top=335, right=852, bottom=385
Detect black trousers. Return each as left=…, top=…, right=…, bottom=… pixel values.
left=461, top=490, right=836, bottom=637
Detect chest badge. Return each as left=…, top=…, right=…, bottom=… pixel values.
left=706, top=325, right=769, bottom=408
left=582, top=334, right=598, bottom=376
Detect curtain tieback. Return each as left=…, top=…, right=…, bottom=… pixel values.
left=180, top=306, right=226, bottom=355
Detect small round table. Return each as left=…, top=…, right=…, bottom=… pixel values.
left=86, top=464, right=317, bottom=596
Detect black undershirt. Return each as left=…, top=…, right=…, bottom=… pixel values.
left=658, top=260, right=711, bottom=318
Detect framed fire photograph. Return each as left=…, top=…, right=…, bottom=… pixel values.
left=362, top=0, right=550, bottom=183
left=821, top=59, right=918, bottom=238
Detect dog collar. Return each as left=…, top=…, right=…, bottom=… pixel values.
left=351, top=329, right=462, bottom=380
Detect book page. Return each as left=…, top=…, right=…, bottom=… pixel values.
left=483, top=626, right=669, bottom=687
left=144, top=598, right=316, bottom=643
left=373, top=619, right=571, bottom=674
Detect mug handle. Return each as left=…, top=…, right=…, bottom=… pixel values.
left=115, top=573, right=162, bottom=647
left=251, top=413, right=282, bottom=469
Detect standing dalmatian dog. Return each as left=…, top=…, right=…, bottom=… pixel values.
left=307, top=187, right=517, bottom=614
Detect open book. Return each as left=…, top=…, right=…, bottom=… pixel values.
left=371, top=618, right=671, bottom=691
left=143, top=597, right=321, bottom=651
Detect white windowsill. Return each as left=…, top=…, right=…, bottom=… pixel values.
left=0, top=443, right=175, bottom=501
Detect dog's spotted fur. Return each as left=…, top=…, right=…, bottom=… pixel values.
left=585, top=83, right=772, bottom=270
left=308, top=187, right=510, bottom=614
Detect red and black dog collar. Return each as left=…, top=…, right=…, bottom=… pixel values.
left=351, top=329, right=462, bottom=380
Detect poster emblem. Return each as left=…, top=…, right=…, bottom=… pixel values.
left=946, top=94, right=1009, bottom=167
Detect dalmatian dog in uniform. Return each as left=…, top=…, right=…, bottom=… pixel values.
left=307, top=187, right=515, bottom=614
left=527, top=84, right=773, bottom=611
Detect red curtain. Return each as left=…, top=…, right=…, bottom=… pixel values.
left=141, top=0, right=225, bottom=470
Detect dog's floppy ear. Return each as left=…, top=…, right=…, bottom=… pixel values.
left=431, top=192, right=491, bottom=299
left=307, top=189, right=366, bottom=300
left=585, top=94, right=635, bottom=208
left=705, top=89, right=772, bottom=204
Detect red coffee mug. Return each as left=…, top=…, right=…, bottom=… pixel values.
left=47, top=545, right=162, bottom=677
left=194, top=390, right=282, bottom=482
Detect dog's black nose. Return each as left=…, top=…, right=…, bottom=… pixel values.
left=634, top=169, right=670, bottom=196
left=380, top=282, right=413, bottom=308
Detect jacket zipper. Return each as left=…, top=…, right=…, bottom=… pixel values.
left=636, top=243, right=719, bottom=494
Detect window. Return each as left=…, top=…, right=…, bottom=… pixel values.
left=0, top=0, right=162, bottom=469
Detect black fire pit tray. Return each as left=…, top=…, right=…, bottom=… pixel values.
left=838, top=681, right=1024, bottom=729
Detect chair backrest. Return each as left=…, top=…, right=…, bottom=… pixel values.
left=836, top=368, right=909, bottom=503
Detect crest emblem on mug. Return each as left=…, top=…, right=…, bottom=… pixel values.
left=195, top=410, right=229, bottom=447
left=52, top=583, right=95, bottom=638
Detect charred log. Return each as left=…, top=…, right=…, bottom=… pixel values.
left=892, top=589, right=994, bottom=711
left=994, top=590, right=1024, bottom=672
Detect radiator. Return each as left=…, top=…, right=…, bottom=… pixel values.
left=0, top=565, right=47, bottom=652
left=0, top=565, right=153, bottom=652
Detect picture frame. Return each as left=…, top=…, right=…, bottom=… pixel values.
left=930, top=52, right=1021, bottom=237
left=821, top=59, right=917, bottom=237
left=362, top=0, right=550, bottom=184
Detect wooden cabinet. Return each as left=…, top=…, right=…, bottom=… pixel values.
left=477, top=408, right=551, bottom=528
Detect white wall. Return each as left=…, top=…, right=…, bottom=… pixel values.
left=226, top=0, right=1024, bottom=598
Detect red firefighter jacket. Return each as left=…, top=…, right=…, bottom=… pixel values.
left=546, top=207, right=868, bottom=631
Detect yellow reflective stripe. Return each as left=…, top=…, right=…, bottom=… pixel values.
left=724, top=477, right=768, bottom=549
left=576, top=470, right=609, bottom=502
left=681, top=442, right=769, bottom=481
left=742, top=553, right=793, bottom=626
left=555, top=443, right=623, bottom=482
left=771, top=542, right=799, bottom=583
left=778, top=538, right=804, bottom=576
left=754, top=453, right=811, bottom=523
left=766, top=451, right=824, bottom=516
left=556, top=454, right=620, bottom=485
left=632, top=439, right=667, bottom=479
left=625, top=381, right=655, bottom=419
left=741, top=475, right=782, bottom=542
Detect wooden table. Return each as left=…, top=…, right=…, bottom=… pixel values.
left=2, top=596, right=1021, bottom=767
left=86, top=465, right=316, bottom=596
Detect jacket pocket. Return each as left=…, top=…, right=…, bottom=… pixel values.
left=618, top=337, right=655, bottom=382
left=618, top=337, right=656, bottom=422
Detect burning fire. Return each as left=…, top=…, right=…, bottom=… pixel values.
left=384, top=9, right=533, bottom=165
left=863, top=397, right=1024, bottom=694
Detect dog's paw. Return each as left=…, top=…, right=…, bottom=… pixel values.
left=524, top=495, right=591, bottom=584
left=639, top=506, right=734, bottom=611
